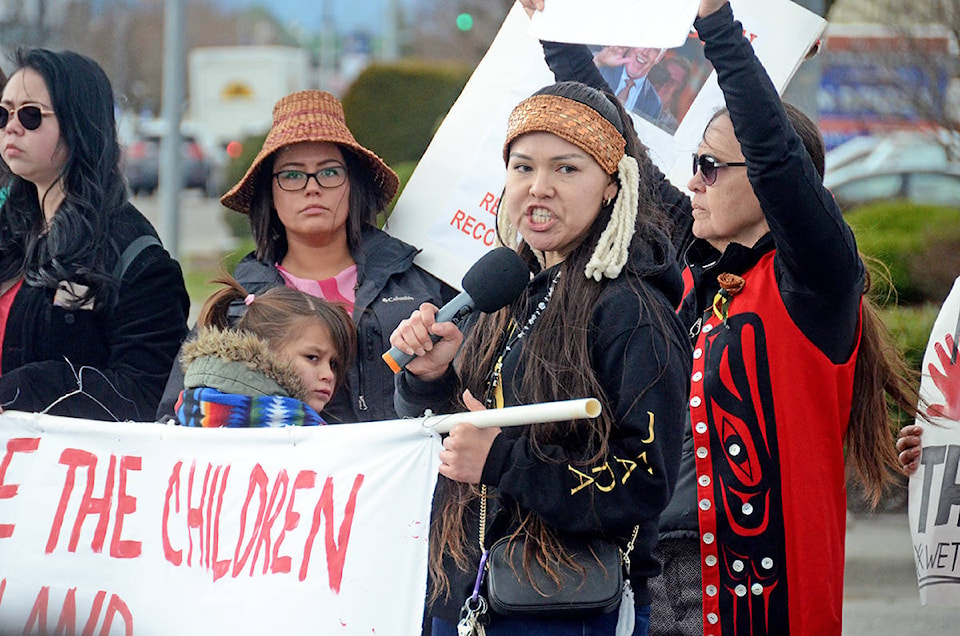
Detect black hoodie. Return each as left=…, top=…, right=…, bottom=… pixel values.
left=396, top=236, right=691, bottom=621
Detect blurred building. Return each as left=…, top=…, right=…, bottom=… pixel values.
left=0, top=0, right=70, bottom=46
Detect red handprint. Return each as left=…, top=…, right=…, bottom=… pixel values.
left=928, top=333, right=960, bottom=420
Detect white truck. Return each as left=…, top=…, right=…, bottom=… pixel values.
left=185, top=46, right=313, bottom=150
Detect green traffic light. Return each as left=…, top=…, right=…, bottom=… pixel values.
left=456, top=13, right=474, bottom=31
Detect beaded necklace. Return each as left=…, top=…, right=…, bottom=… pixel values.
left=482, top=268, right=562, bottom=409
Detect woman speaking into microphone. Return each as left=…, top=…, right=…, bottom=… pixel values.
left=389, top=81, right=691, bottom=636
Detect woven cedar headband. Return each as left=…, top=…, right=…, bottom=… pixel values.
left=502, top=94, right=626, bottom=175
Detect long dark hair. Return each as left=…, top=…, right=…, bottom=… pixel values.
left=710, top=102, right=919, bottom=506
left=0, top=48, right=127, bottom=309
left=198, top=274, right=356, bottom=396
left=247, top=146, right=381, bottom=264
left=850, top=266, right=924, bottom=506
left=429, top=81, right=679, bottom=602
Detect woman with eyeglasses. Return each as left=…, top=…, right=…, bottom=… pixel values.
left=0, top=48, right=189, bottom=420
left=521, top=1, right=920, bottom=634
left=156, top=90, right=455, bottom=424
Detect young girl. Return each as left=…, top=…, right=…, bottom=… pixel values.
left=175, top=276, right=356, bottom=428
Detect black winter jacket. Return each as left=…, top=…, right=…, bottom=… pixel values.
left=396, top=244, right=691, bottom=621
left=0, top=202, right=189, bottom=421
left=157, top=224, right=456, bottom=424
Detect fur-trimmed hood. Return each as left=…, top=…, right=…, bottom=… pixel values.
left=181, top=328, right=307, bottom=402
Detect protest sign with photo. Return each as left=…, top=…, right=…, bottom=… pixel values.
left=388, top=0, right=825, bottom=287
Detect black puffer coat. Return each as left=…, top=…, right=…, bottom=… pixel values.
left=0, top=202, right=189, bottom=421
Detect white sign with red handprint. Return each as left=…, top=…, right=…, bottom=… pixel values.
left=909, top=275, right=960, bottom=606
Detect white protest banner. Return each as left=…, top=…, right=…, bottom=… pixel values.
left=389, top=0, right=824, bottom=287
left=0, top=411, right=441, bottom=634
left=528, top=0, right=701, bottom=50
left=909, top=276, right=960, bottom=606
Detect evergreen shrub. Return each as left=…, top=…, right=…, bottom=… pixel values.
left=846, top=201, right=960, bottom=306
left=341, top=61, right=472, bottom=166
left=220, top=132, right=266, bottom=241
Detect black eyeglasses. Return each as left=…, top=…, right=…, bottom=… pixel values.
left=0, top=104, right=55, bottom=131
left=692, top=153, right=747, bottom=186
left=273, top=165, right=347, bottom=191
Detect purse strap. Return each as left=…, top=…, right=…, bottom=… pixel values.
left=479, top=484, right=489, bottom=551
left=113, top=235, right=162, bottom=282
left=478, top=484, right=640, bottom=573
left=621, top=524, right=640, bottom=574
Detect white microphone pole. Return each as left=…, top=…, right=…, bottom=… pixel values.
left=421, top=398, right=601, bottom=434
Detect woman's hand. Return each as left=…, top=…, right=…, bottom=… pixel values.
left=388, top=302, right=464, bottom=381
left=439, top=390, right=501, bottom=484
left=699, top=0, right=729, bottom=18
left=896, top=424, right=923, bottom=475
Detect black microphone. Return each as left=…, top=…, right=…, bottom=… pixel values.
left=382, top=247, right=529, bottom=373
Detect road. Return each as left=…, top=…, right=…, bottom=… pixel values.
left=132, top=190, right=237, bottom=261
left=843, top=512, right=957, bottom=634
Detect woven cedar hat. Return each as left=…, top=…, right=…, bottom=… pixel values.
left=220, top=90, right=399, bottom=214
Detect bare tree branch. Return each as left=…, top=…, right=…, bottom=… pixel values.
left=822, top=0, right=960, bottom=158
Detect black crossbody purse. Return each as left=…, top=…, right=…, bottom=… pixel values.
left=477, top=484, right=639, bottom=618
left=485, top=531, right=628, bottom=616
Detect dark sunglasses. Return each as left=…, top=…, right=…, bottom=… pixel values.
left=692, top=153, right=747, bottom=186
left=0, top=104, right=55, bottom=131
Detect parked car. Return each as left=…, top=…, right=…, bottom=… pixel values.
left=828, top=167, right=960, bottom=210
left=825, top=131, right=960, bottom=189
left=122, top=126, right=223, bottom=197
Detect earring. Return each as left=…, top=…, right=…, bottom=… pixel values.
left=603, top=196, right=612, bottom=207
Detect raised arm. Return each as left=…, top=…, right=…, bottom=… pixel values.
left=697, top=2, right=862, bottom=297
left=696, top=1, right=864, bottom=359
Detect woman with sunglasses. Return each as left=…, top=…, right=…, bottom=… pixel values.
left=157, top=90, right=455, bottom=424
left=0, top=48, right=189, bottom=420
left=521, top=1, right=919, bottom=634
